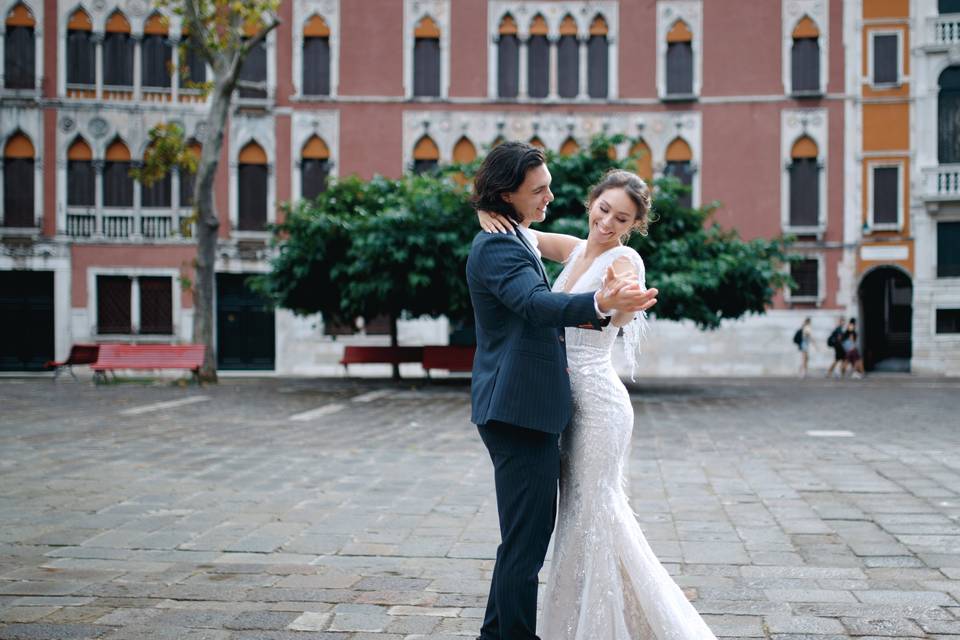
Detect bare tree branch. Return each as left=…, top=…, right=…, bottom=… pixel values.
left=181, top=0, right=216, bottom=67
left=240, top=17, right=280, bottom=58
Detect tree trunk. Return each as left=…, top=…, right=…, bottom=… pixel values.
left=390, top=313, right=400, bottom=381
left=191, top=85, right=232, bottom=383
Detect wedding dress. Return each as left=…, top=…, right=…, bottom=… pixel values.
left=540, top=241, right=717, bottom=640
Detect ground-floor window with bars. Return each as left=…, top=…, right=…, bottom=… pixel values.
left=96, top=274, right=173, bottom=335
left=790, top=258, right=819, bottom=300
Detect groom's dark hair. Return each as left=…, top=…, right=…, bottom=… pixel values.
left=472, top=141, right=546, bottom=224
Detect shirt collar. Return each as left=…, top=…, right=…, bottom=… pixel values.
left=516, top=224, right=541, bottom=259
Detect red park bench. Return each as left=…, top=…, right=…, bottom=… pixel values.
left=45, top=343, right=100, bottom=380
left=91, top=344, right=206, bottom=384
left=422, top=346, right=475, bottom=374
left=339, top=346, right=424, bottom=374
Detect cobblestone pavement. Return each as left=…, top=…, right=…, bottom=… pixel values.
left=1, top=375, right=960, bottom=639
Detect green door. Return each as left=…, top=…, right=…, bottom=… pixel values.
left=216, top=273, right=275, bottom=370
left=0, top=271, right=54, bottom=371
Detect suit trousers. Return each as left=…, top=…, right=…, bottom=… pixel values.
left=477, top=421, right=561, bottom=640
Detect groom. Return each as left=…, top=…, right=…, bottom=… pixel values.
left=467, top=142, right=657, bottom=640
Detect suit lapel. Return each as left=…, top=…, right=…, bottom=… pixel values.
left=512, top=224, right=550, bottom=286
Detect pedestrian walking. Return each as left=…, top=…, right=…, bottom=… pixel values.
left=841, top=318, right=865, bottom=379
left=826, top=316, right=847, bottom=378
left=793, top=317, right=814, bottom=378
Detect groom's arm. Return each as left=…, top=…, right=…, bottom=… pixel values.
left=469, top=234, right=601, bottom=329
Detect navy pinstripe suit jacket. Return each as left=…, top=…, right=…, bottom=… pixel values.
left=466, top=230, right=603, bottom=434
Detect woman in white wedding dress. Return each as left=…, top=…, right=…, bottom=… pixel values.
left=480, top=170, right=717, bottom=640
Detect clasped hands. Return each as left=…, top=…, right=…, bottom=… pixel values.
left=596, top=265, right=658, bottom=316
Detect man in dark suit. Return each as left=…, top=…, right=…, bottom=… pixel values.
left=467, top=142, right=657, bottom=640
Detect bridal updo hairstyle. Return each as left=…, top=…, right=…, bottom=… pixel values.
left=586, top=169, right=653, bottom=240
left=472, top=141, right=546, bottom=224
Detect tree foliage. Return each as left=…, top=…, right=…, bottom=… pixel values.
left=256, top=134, right=795, bottom=340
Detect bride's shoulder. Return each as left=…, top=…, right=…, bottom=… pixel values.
left=607, top=245, right=645, bottom=270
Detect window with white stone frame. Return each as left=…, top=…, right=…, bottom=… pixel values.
left=3, top=1, right=40, bottom=91
left=293, top=0, right=339, bottom=99
left=657, top=0, right=701, bottom=100
left=91, top=269, right=179, bottom=337
left=487, top=1, right=618, bottom=100
left=229, top=116, right=276, bottom=237
left=867, top=161, right=903, bottom=231
left=786, top=256, right=822, bottom=303
left=404, top=0, right=450, bottom=99
left=869, top=30, right=902, bottom=87
left=782, top=0, right=828, bottom=97
left=781, top=108, right=828, bottom=236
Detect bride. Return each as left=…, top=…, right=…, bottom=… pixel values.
left=479, top=169, right=717, bottom=639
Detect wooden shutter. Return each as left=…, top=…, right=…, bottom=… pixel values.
left=873, top=34, right=898, bottom=84
left=4, top=6, right=35, bottom=88
left=666, top=42, right=693, bottom=95
left=139, top=277, right=173, bottom=334
left=939, top=67, right=960, bottom=163
left=141, top=31, right=172, bottom=88
left=67, top=22, right=95, bottom=85
left=557, top=16, right=579, bottom=99
left=791, top=38, right=820, bottom=92
left=301, top=136, right=330, bottom=199
left=239, top=39, right=267, bottom=97
left=3, top=134, right=34, bottom=226
left=789, top=158, right=819, bottom=226
left=938, top=221, right=960, bottom=277
left=104, top=13, right=133, bottom=87
left=790, top=259, right=819, bottom=298
left=872, top=166, right=899, bottom=225
left=303, top=37, right=330, bottom=95
left=97, top=276, right=132, bottom=334
left=587, top=16, right=608, bottom=98
left=413, top=36, right=440, bottom=95
left=527, top=34, right=549, bottom=98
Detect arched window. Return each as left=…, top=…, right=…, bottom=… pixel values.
left=528, top=136, right=546, bottom=149
left=791, top=16, right=820, bottom=94
left=179, top=139, right=201, bottom=206
left=3, top=133, right=35, bottom=226
left=557, top=14, right=579, bottom=98
left=528, top=14, right=549, bottom=99
left=497, top=14, right=519, bottom=98
left=5, top=3, right=35, bottom=89
left=453, top=136, right=477, bottom=164
left=664, top=137, right=694, bottom=208
left=789, top=136, right=819, bottom=227
left=67, top=137, right=94, bottom=206
left=629, top=140, right=653, bottom=182
left=939, top=67, right=960, bottom=163
left=412, top=135, right=439, bottom=173
left=103, top=11, right=133, bottom=88
left=666, top=19, right=693, bottom=96
left=588, top=15, right=608, bottom=99
left=413, top=16, right=440, bottom=97
left=559, top=137, right=580, bottom=157
left=303, top=14, right=330, bottom=96
left=104, top=138, right=133, bottom=207
left=142, top=13, right=171, bottom=90
left=238, top=141, right=267, bottom=230
left=67, top=9, right=95, bottom=86
left=239, top=21, right=267, bottom=98
left=140, top=143, right=171, bottom=208
left=301, top=135, right=330, bottom=200
left=181, top=29, right=206, bottom=88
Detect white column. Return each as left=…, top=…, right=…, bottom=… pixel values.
left=0, top=30, right=6, bottom=88
left=608, top=36, right=618, bottom=98
left=488, top=36, right=498, bottom=98
left=578, top=37, right=588, bottom=99
left=130, top=276, right=140, bottom=335
left=132, top=160, right=142, bottom=238
left=518, top=38, right=528, bottom=98
left=170, top=36, right=180, bottom=101
left=133, top=35, right=142, bottom=100
left=548, top=36, right=558, bottom=99
left=93, top=160, right=104, bottom=236
left=94, top=33, right=104, bottom=99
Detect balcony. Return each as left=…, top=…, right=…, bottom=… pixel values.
left=921, top=165, right=960, bottom=208
left=926, top=14, right=960, bottom=49
left=66, top=207, right=195, bottom=241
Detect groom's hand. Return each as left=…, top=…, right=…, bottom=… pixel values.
left=596, top=265, right=657, bottom=315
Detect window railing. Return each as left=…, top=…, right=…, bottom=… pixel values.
left=930, top=14, right=960, bottom=47
left=66, top=206, right=194, bottom=241
left=922, top=164, right=960, bottom=201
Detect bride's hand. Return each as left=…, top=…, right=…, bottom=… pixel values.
left=478, top=210, right=514, bottom=234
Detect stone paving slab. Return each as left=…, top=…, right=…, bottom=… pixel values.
left=1, top=376, right=959, bottom=639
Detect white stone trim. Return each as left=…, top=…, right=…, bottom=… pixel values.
left=782, top=0, right=830, bottom=96
left=403, top=0, right=451, bottom=99
left=656, top=0, right=702, bottom=99
left=290, top=110, right=339, bottom=203
left=0, top=0, right=44, bottom=93
left=229, top=113, right=276, bottom=235
left=865, top=159, right=905, bottom=231
left=867, top=27, right=904, bottom=88
left=1, top=105, right=43, bottom=229
left=402, top=109, right=702, bottom=206
left=781, top=107, right=828, bottom=236
left=486, top=1, right=619, bottom=100
left=86, top=266, right=182, bottom=338
left=0, top=243, right=71, bottom=361
left=291, top=0, right=339, bottom=98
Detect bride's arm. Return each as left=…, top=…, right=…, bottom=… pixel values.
left=477, top=210, right=580, bottom=263
left=609, top=256, right=642, bottom=327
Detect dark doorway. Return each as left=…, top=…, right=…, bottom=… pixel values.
left=0, top=270, right=54, bottom=371
left=858, top=267, right=912, bottom=372
left=216, top=273, right=275, bottom=370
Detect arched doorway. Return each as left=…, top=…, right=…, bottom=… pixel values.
left=858, top=267, right=912, bottom=372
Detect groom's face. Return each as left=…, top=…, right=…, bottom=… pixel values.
left=502, top=163, right=554, bottom=225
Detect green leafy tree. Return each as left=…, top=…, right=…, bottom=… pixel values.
left=131, top=0, right=280, bottom=382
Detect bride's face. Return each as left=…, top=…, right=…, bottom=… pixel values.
left=587, top=187, right=637, bottom=246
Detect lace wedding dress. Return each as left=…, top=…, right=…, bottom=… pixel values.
left=540, top=241, right=717, bottom=640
